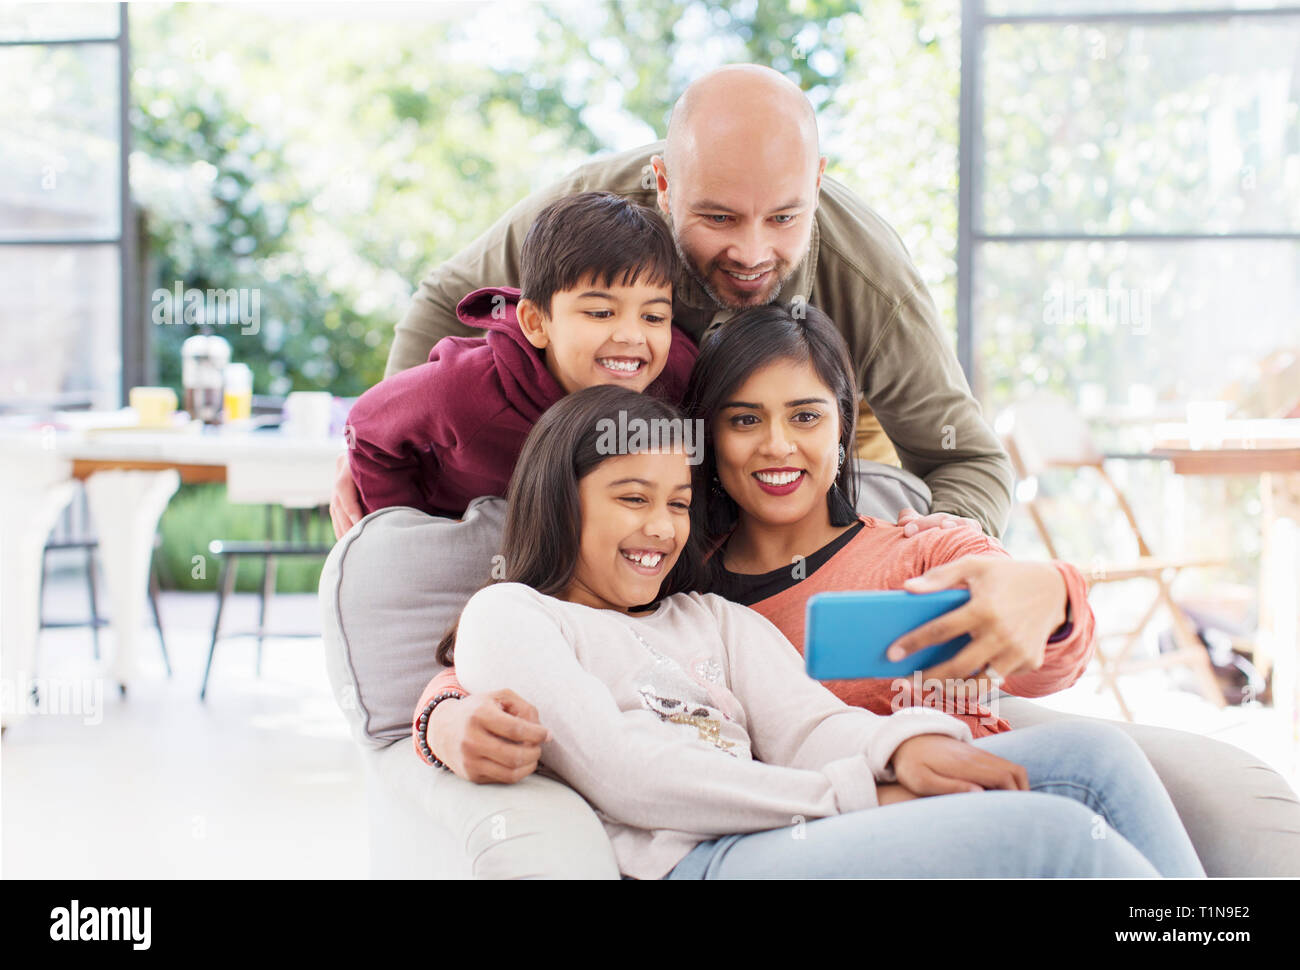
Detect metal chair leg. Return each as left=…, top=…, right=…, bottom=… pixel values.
left=149, top=559, right=171, bottom=678
left=38, top=543, right=49, bottom=630
left=256, top=556, right=277, bottom=677
left=201, top=555, right=238, bottom=701
left=86, top=543, right=102, bottom=661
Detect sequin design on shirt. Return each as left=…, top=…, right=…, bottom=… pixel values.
left=631, top=632, right=737, bottom=756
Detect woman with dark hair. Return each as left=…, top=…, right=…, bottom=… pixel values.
left=681, top=302, right=1094, bottom=736
left=427, top=384, right=1202, bottom=879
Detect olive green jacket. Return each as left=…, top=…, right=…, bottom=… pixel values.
left=385, top=140, right=1012, bottom=537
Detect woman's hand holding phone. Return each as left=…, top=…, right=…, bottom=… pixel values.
left=886, top=734, right=1029, bottom=797
left=428, top=689, right=550, bottom=784
left=891, top=557, right=1068, bottom=701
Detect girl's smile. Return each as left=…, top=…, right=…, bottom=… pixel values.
left=563, top=450, right=694, bottom=614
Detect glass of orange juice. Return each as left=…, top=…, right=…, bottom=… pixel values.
left=224, top=363, right=253, bottom=423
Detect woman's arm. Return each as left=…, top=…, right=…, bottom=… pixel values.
left=999, top=560, right=1094, bottom=697
left=700, top=594, right=971, bottom=781
left=412, top=669, right=466, bottom=768
left=454, top=585, right=883, bottom=839
left=412, top=667, right=547, bottom=783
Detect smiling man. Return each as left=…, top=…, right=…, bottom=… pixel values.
left=333, top=64, right=1012, bottom=539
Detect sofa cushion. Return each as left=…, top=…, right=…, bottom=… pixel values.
left=320, top=465, right=930, bottom=747
left=320, top=496, right=508, bottom=748
left=850, top=460, right=931, bottom=521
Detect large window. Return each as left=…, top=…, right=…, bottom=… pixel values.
left=958, top=0, right=1300, bottom=415
left=0, top=2, right=132, bottom=410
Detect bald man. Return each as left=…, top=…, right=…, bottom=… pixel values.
left=332, top=65, right=1013, bottom=538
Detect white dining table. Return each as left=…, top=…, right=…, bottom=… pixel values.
left=0, top=413, right=344, bottom=728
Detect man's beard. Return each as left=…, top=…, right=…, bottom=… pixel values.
left=674, top=235, right=798, bottom=310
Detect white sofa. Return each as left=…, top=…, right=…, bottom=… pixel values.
left=319, top=464, right=1300, bottom=878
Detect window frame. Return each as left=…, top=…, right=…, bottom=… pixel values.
left=0, top=2, right=135, bottom=408
left=956, top=0, right=1300, bottom=398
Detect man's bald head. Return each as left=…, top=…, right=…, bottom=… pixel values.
left=664, top=65, right=820, bottom=182
left=653, top=65, right=826, bottom=310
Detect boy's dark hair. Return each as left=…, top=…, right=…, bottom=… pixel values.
left=519, top=191, right=677, bottom=316
left=436, top=385, right=705, bottom=666
left=680, top=302, right=861, bottom=587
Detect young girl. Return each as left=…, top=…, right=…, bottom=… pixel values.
left=435, top=384, right=1203, bottom=879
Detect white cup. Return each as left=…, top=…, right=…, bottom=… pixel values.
left=283, top=391, right=335, bottom=439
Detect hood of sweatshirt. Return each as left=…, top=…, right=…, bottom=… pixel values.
left=451, top=285, right=563, bottom=424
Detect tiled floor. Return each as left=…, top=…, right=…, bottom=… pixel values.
left=2, top=579, right=367, bottom=879
left=4, top=569, right=1298, bottom=879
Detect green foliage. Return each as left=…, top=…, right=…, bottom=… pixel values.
left=130, top=1, right=964, bottom=400
left=129, top=3, right=606, bottom=399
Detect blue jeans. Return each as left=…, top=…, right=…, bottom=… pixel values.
left=664, top=721, right=1205, bottom=879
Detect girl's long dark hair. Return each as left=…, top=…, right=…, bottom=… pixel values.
left=436, top=385, right=706, bottom=666
left=680, top=302, right=861, bottom=584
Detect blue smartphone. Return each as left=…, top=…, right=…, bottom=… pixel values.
left=804, top=589, right=972, bottom=680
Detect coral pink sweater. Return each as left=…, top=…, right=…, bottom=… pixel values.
left=413, top=516, right=1095, bottom=763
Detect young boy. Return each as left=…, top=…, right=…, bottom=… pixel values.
left=345, top=191, right=698, bottom=518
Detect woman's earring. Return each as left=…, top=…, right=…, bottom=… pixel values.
left=711, top=474, right=725, bottom=496
left=827, top=443, right=856, bottom=526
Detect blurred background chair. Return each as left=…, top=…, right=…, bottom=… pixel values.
left=1000, top=392, right=1227, bottom=720
left=201, top=503, right=333, bottom=700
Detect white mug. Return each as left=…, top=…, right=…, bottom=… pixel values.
left=283, top=391, right=335, bottom=439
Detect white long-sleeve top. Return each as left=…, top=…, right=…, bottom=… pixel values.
left=453, top=582, right=973, bottom=879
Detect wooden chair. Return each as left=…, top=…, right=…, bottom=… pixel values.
left=1000, top=393, right=1226, bottom=720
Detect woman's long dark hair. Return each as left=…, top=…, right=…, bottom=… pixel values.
left=680, top=302, right=861, bottom=579
left=436, top=384, right=706, bottom=666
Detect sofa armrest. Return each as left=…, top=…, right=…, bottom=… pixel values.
left=997, top=695, right=1300, bottom=877
left=367, top=741, right=620, bottom=879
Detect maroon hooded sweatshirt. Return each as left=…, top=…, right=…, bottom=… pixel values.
left=346, top=286, right=699, bottom=519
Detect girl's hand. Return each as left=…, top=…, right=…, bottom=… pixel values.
left=890, top=558, right=1067, bottom=702
left=876, top=782, right=920, bottom=806
left=888, top=734, right=1029, bottom=796
left=429, top=689, right=550, bottom=784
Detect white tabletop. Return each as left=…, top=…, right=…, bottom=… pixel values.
left=0, top=410, right=344, bottom=506
left=0, top=410, right=345, bottom=464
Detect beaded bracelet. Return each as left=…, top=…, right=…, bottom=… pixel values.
left=416, top=691, right=464, bottom=770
